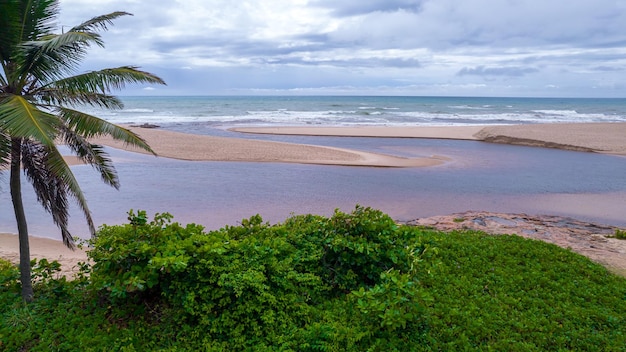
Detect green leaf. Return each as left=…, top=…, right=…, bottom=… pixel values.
left=59, top=107, right=155, bottom=154
left=0, top=95, right=59, bottom=146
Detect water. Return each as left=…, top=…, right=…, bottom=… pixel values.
left=2, top=141, right=625, bottom=239
left=85, top=96, right=626, bottom=127
left=2, top=95, right=626, bottom=240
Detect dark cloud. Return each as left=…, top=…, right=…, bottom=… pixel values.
left=457, top=66, right=539, bottom=77
left=313, top=0, right=424, bottom=16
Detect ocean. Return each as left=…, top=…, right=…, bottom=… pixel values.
left=85, top=96, right=626, bottom=129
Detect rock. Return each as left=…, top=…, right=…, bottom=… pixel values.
left=130, top=123, right=160, bottom=129
left=404, top=211, right=626, bottom=277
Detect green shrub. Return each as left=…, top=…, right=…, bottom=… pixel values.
left=2, top=208, right=626, bottom=351
left=85, top=206, right=429, bottom=350
left=0, top=259, right=19, bottom=292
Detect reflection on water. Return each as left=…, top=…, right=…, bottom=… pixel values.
left=0, top=135, right=625, bottom=240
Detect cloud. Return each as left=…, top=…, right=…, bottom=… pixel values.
left=457, top=66, right=539, bottom=77
left=55, top=0, right=626, bottom=97
left=312, top=0, right=424, bottom=16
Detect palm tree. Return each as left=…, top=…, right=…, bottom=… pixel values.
left=0, top=0, right=166, bottom=301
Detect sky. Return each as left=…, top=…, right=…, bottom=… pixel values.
left=57, top=0, right=626, bottom=97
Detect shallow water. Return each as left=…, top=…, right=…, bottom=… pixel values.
left=0, top=135, right=625, bottom=240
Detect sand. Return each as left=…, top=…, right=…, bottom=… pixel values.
left=88, top=126, right=448, bottom=167
left=0, top=233, right=87, bottom=278
left=475, top=123, right=626, bottom=155
left=232, top=123, right=626, bottom=155
left=5, top=122, right=626, bottom=277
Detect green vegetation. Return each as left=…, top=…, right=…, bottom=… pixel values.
left=0, top=0, right=164, bottom=301
left=1, top=206, right=625, bottom=351
left=613, top=229, right=626, bottom=240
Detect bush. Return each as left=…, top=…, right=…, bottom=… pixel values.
left=613, top=228, right=626, bottom=239
left=85, top=206, right=430, bottom=350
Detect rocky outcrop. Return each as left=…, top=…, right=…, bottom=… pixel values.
left=406, top=211, right=626, bottom=277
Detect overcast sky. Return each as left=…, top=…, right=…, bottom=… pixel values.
left=57, top=0, right=626, bottom=97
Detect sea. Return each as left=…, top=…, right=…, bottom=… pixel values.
left=84, top=96, right=626, bottom=130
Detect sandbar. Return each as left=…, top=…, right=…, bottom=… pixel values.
left=89, top=126, right=448, bottom=168
left=87, top=123, right=626, bottom=169
left=232, top=123, right=626, bottom=155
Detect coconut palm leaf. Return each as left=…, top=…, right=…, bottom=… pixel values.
left=0, top=95, right=59, bottom=145
left=49, top=66, right=167, bottom=95
left=58, top=107, right=155, bottom=153
left=33, top=140, right=97, bottom=235
left=0, top=132, right=10, bottom=167
left=0, top=0, right=21, bottom=62
left=17, top=0, right=59, bottom=40
left=0, top=0, right=58, bottom=50
left=20, top=140, right=75, bottom=247
left=35, top=89, right=124, bottom=109
left=60, top=125, right=120, bottom=189
left=69, top=11, right=131, bottom=33
left=18, top=31, right=103, bottom=83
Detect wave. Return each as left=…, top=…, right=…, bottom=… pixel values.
left=89, top=102, right=626, bottom=126
left=123, top=108, right=155, bottom=113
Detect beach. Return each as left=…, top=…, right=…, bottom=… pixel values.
left=2, top=122, right=626, bottom=276
left=0, top=233, right=87, bottom=278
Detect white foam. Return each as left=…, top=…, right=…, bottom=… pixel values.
left=77, top=102, right=626, bottom=127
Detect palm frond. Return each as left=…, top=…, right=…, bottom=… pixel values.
left=0, top=0, right=22, bottom=62
left=44, top=142, right=96, bottom=237
left=20, top=140, right=76, bottom=247
left=0, top=94, right=59, bottom=146
left=18, top=0, right=59, bottom=41
left=19, top=31, right=103, bottom=83
left=0, top=131, right=10, bottom=167
left=58, top=107, right=155, bottom=154
left=34, top=88, right=124, bottom=109
left=50, top=66, right=166, bottom=94
left=0, top=72, right=8, bottom=87
left=69, top=11, right=132, bottom=33
left=61, top=126, right=120, bottom=189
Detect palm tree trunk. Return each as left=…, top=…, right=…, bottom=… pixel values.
left=10, top=137, right=33, bottom=302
